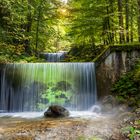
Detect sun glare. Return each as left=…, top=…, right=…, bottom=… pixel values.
left=61, top=9, right=67, bottom=13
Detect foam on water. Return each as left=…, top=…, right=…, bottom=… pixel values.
left=0, top=111, right=101, bottom=119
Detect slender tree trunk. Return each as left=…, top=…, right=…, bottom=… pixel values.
left=125, top=0, right=129, bottom=43
left=118, top=0, right=125, bottom=43
left=102, top=18, right=109, bottom=45
left=130, top=0, right=134, bottom=42
left=109, top=0, right=115, bottom=44
left=35, top=18, right=40, bottom=56
left=102, top=0, right=114, bottom=45
left=137, top=0, right=140, bottom=42
left=102, top=4, right=110, bottom=45
left=35, top=0, right=45, bottom=56
left=106, top=6, right=112, bottom=44
left=24, top=0, right=32, bottom=54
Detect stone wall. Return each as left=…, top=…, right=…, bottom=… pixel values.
left=95, top=47, right=140, bottom=99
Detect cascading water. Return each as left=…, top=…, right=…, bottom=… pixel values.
left=0, top=63, right=97, bottom=112
left=43, top=51, right=67, bottom=62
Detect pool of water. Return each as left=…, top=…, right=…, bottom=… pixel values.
left=0, top=111, right=101, bottom=119
left=0, top=111, right=102, bottom=131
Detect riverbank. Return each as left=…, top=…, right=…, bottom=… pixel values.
left=0, top=112, right=124, bottom=140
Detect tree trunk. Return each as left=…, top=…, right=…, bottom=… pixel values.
left=130, top=0, right=133, bottom=42
left=102, top=0, right=114, bottom=45
left=24, top=0, right=32, bottom=54
left=109, top=0, right=115, bottom=44
left=35, top=0, right=44, bottom=56
left=118, top=0, right=125, bottom=43
left=125, top=0, right=129, bottom=43
left=137, top=0, right=140, bottom=42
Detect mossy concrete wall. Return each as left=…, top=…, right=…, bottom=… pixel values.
left=95, top=46, right=140, bottom=99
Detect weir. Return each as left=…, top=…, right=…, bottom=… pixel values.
left=0, top=63, right=96, bottom=112
left=43, top=51, right=67, bottom=62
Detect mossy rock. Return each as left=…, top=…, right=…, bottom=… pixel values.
left=44, top=105, right=70, bottom=118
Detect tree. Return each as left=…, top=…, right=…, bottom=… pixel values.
left=137, top=0, right=140, bottom=42
left=118, top=0, right=125, bottom=43
left=67, top=0, right=106, bottom=46
left=1, top=0, right=140, bottom=61
left=125, top=0, right=129, bottom=42
left=130, top=0, right=134, bottom=42
left=0, top=0, right=61, bottom=57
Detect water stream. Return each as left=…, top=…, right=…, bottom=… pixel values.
left=43, top=51, right=67, bottom=62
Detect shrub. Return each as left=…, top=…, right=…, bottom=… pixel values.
left=111, top=61, right=140, bottom=107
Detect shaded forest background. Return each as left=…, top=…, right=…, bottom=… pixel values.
left=1, top=0, right=140, bottom=62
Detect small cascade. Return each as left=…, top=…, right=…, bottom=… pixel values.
left=0, top=63, right=97, bottom=112
left=44, top=51, right=67, bottom=62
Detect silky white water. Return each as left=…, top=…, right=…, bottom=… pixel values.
left=44, top=51, right=67, bottom=62
left=0, top=111, right=101, bottom=119
left=0, top=63, right=97, bottom=112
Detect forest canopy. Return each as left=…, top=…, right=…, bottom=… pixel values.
left=0, top=0, right=140, bottom=62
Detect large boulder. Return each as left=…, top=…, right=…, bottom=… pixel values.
left=44, top=105, right=70, bottom=118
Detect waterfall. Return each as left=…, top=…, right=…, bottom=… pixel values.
left=43, top=52, right=67, bottom=62
left=0, top=63, right=96, bottom=112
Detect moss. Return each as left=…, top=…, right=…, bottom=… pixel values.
left=0, top=42, right=46, bottom=63
left=65, top=44, right=106, bottom=62
left=94, top=44, right=140, bottom=64
left=67, top=43, right=140, bottom=63
left=0, top=54, right=46, bottom=63
left=93, top=46, right=109, bottom=62
left=110, top=43, right=140, bottom=52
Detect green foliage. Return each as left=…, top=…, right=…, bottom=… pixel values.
left=65, top=44, right=105, bottom=62
left=67, top=0, right=140, bottom=46
left=0, top=0, right=66, bottom=61
left=122, top=126, right=140, bottom=140
left=112, top=73, right=137, bottom=96
left=77, top=136, right=102, bottom=140
left=37, top=81, right=73, bottom=110
left=67, top=0, right=106, bottom=46
left=134, top=62, right=140, bottom=81
left=42, top=88, right=72, bottom=104
left=0, top=42, right=45, bottom=63
left=112, top=61, right=140, bottom=107
left=0, top=42, right=25, bottom=55
left=0, top=55, right=12, bottom=63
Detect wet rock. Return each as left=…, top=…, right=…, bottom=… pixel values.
left=117, top=104, right=135, bottom=113
left=135, top=108, right=140, bottom=115
left=118, top=112, right=135, bottom=123
left=100, top=95, right=117, bottom=112
left=128, top=97, right=136, bottom=106
left=118, top=104, right=128, bottom=113
left=44, top=105, right=70, bottom=118
left=90, top=105, right=101, bottom=113
left=102, top=95, right=116, bottom=106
